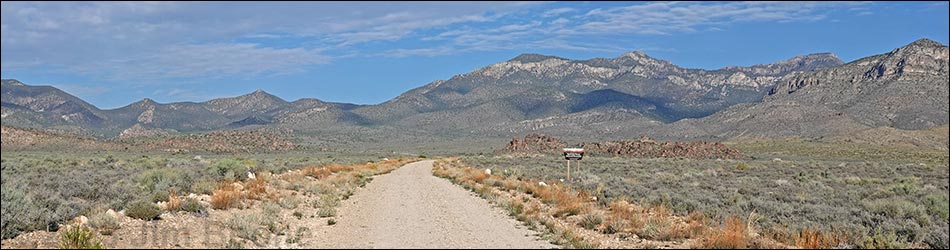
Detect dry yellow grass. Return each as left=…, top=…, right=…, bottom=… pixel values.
left=697, top=216, right=749, bottom=249
left=244, top=176, right=269, bottom=200
left=166, top=189, right=182, bottom=211
left=327, top=164, right=353, bottom=173
left=210, top=181, right=243, bottom=210
left=302, top=166, right=331, bottom=179
left=794, top=228, right=847, bottom=249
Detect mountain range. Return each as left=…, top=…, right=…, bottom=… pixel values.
left=2, top=38, right=947, bottom=146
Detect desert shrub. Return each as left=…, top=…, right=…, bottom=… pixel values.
left=244, top=177, right=269, bottom=200
left=639, top=216, right=665, bottom=240
left=278, top=195, right=301, bottom=209
left=180, top=198, right=206, bottom=214
left=125, top=200, right=161, bottom=221
left=226, top=212, right=263, bottom=241
left=226, top=238, right=245, bottom=249
left=1, top=187, right=31, bottom=239
left=696, top=216, right=749, bottom=249
left=924, top=227, right=949, bottom=249
left=503, top=199, right=524, bottom=217
left=165, top=190, right=182, bottom=211
left=579, top=213, right=603, bottom=230
left=794, top=228, right=848, bottom=249
left=858, top=229, right=909, bottom=249
left=262, top=201, right=281, bottom=218
left=304, top=182, right=334, bottom=196
left=150, top=190, right=170, bottom=203
left=138, top=168, right=190, bottom=193
left=211, top=183, right=243, bottom=210
left=191, top=179, right=218, bottom=195
left=208, top=159, right=248, bottom=181
left=58, top=225, right=103, bottom=249
left=87, top=211, right=120, bottom=235
left=1, top=186, right=79, bottom=239
left=736, top=163, right=750, bottom=170
left=260, top=201, right=284, bottom=234
left=601, top=215, right=625, bottom=234
left=924, top=193, right=949, bottom=221
left=316, top=195, right=339, bottom=218
left=863, top=198, right=929, bottom=225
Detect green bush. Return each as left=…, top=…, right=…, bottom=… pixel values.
left=191, top=180, right=218, bottom=195
left=208, top=159, right=248, bottom=181
left=87, top=212, right=120, bottom=235
left=925, top=194, right=949, bottom=221
left=579, top=213, right=603, bottom=230
left=226, top=212, right=262, bottom=242
left=859, top=229, right=909, bottom=249
left=736, top=163, right=750, bottom=170
left=2, top=186, right=77, bottom=240
left=316, top=195, right=339, bottom=218
left=125, top=201, right=161, bottom=221
left=58, top=225, right=103, bottom=249
left=226, top=238, right=244, bottom=249
left=151, top=190, right=170, bottom=203
left=180, top=198, right=206, bottom=214
left=138, top=168, right=190, bottom=193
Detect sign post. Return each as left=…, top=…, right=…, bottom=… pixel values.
left=562, top=148, right=584, bottom=182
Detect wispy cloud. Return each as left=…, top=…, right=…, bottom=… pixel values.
left=1, top=1, right=881, bottom=82
left=575, top=2, right=866, bottom=35
left=541, top=7, right=575, bottom=17
left=0, top=2, right=533, bottom=81
left=72, top=43, right=329, bottom=81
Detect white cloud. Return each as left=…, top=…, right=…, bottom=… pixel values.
left=541, top=7, right=575, bottom=17
left=72, top=43, right=330, bottom=81
left=1, top=2, right=534, bottom=81
left=575, top=2, right=870, bottom=35
left=0, top=1, right=882, bottom=82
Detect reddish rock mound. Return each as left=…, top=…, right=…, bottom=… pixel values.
left=505, top=133, right=566, bottom=153
left=503, top=134, right=746, bottom=159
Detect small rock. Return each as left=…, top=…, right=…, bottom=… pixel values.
left=485, top=169, right=492, bottom=175
left=247, top=172, right=257, bottom=180
left=538, top=181, right=548, bottom=187
left=71, top=216, right=89, bottom=226
left=105, top=209, right=121, bottom=220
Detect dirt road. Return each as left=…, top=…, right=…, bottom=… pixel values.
left=312, top=160, right=554, bottom=249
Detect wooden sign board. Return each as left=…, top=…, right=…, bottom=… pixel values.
left=563, top=148, right=584, bottom=160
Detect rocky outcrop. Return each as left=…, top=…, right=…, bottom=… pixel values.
left=700, top=38, right=950, bottom=134
left=504, top=134, right=566, bottom=153
left=117, top=123, right=174, bottom=139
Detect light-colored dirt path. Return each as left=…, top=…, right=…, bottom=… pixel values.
left=312, top=160, right=555, bottom=249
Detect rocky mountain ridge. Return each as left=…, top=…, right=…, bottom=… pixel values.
left=2, top=38, right=946, bottom=143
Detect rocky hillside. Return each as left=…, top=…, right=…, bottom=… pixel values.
left=1, top=80, right=358, bottom=137
left=4, top=39, right=947, bottom=143
left=690, top=38, right=949, bottom=138
left=1, top=79, right=111, bottom=134
left=351, top=51, right=841, bottom=135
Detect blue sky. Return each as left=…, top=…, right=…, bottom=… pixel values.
left=2, top=1, right=948, bottom=109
